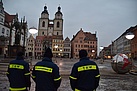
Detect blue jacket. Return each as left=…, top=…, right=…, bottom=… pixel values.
left=69, top=57, right=100, bottom=91
left=32, top=57, right=61, bottom=91
left=6, top=57, right=31, bottom=91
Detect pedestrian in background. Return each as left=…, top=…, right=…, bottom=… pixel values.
left=6, top=51, right=31, bottom=91
left=69, top=49, right=100, bottom=91
left=32, top=47, right=61, bottom=91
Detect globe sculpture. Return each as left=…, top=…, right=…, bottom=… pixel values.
left=111, top=53, right=132, bottom=74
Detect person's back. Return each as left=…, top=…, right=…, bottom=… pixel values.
left=6, top=52, right=31, bottom=91
left=69, top=49, right=100, bottom=91
left=32, top=47, right=61, bottom=91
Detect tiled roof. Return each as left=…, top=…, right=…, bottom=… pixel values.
left=71, top=28, right=97, bottom=41
left=36, top=36, right=45, bottom=40
left=84, top=32, right=97, bottom=41
left=5, top=11, right=16, bottom=23
left=52, top=35, right=63, bottom=40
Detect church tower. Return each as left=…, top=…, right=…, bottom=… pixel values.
left=53, top=6, right=63, bottom=36
left=38, top=5, right=49, bottom=36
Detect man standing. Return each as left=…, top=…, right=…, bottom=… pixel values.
left=69, top=49, right=100, bottom=91
left=6, top=52, right=31, bottom=91
left=32, top=47, right=61, bottom=91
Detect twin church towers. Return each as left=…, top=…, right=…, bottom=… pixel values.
left=38, top=5, right=63, bottom=38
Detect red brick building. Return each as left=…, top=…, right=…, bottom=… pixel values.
left=71, top=28, right=97, bottom=58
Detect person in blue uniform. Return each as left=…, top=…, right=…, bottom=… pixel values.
left=6, top=51, right=31, bottom=91
left=69, top=49, right=100, bottom=91
left=32, top=47, right=61, bottom=91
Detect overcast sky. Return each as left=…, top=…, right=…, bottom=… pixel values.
left=3, top=0, right=137, bottom=49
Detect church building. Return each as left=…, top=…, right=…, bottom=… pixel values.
left=34, top=5, right=64, bottom=57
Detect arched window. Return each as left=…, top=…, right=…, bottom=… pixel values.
left=57, top=32, right=59, bottom=35
left=57, top=21, right=60, bottom=28
left=42, top=32, right=44, bottom=35
left=42, top=21, right=45, bottom=27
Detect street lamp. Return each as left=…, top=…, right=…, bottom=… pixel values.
left=125, top=32, right=136, bottom=74
left=100, top=46, right=104, bottom=50
left=54, top=45, right=58, bottom=57
left=100, top=46, right=104, bottom=63
left=125, top=32, right=135, bottom=40
left=29, top=26, right=38, bottom=35
left=54, top=45, right=58, bottom=63
left=29, top=27, right=38, bottom=70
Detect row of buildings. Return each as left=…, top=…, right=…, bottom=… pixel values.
left=0, top=1, right=97, bottom=59
left=2, top=0, right=136, bottom=59
left=100, top=25, right=137, bottom=59
left=26, top=5, right=97, bottom=59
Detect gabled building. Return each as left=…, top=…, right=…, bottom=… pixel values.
left=52, top=35, right=63, bottom=57
left=71, top=28, right=97, bottom=58
left=26, top=34, right=35, bottom=57
left=63, top=37, right=71, bottom=58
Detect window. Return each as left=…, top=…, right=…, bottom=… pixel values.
left=57, top=22, right=60, bottom=28
left=42, top=21, right=45, bottom=27
left=2, top=28, right=5, bottom=34
left=7, top=30, right=9, bottom=35
left=80, top=41, right=82, bottom=43
left=42, top=32, right=44, bottom=35
left=57, top=32, right=58, bottom=35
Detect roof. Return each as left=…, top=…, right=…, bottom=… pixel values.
left=71, top=28, right=97, bottom=41
left=4, top=11, right=16, bottom=27
left=48, top=24, right=53, bottom=27
left=52, top=35, right=63, bottom=40
left=71, top=28, right=83, bottom=41
left=41, top=5, right=49, bottom=14
left=64, top=37, right=70, bottom=41
left=55, top=6, right=63, bottom=15
left=5, top=11, right=16, bottom=23
left=36, top=36, right=45, bottom=40
left=84, top=32, right=97, bottom=41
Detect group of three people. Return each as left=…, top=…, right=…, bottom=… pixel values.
left=6, top=48, right=100, bottom=91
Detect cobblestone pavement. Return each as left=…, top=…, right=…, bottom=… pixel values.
left=0, top=58, right=137, bottom=91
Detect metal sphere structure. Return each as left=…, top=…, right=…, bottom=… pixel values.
left=111, top=53, right=132, bottom=74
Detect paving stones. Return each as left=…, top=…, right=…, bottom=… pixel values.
left=0, top=59, right=137, bottom=91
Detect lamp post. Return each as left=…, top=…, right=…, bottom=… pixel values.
left=54, top=45, right=58, bottom=57
left=28, top=27, right=38, bottom=70
left=100, top=46, right=104, bottom=63
left=125, top=32, right=136, bottom=73
left=54, top=45, right=58, bottom=63
left=92, top=50, right=95, bottom=59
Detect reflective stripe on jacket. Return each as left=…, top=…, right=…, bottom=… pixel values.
left=69, top=57, right=100, bottom=91
left=6, top=58, right=31, bottom=91
left=32, top=57, right=61, bottom=91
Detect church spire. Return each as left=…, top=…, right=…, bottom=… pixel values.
left=55, top=5, right=63, bottom=18
left=41, top=4, right=49, bottom=14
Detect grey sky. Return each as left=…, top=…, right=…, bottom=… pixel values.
left=3, top=0, right=137, bottom=48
